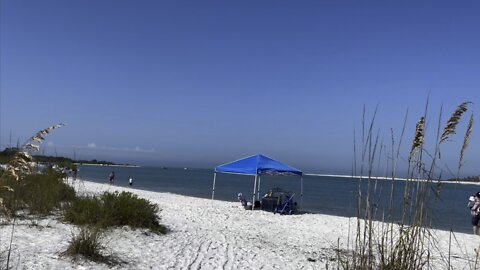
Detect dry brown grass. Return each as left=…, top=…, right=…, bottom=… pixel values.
left=338, top=101, right=474, bottom=270
left=440, top=101, right=471, bottom=144
left=459, top=113, right=474, bottom=174
left=409, top=116, right=425, bottom=161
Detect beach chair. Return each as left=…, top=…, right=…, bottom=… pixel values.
left=237, top=192, right=249, bottom=210
left=274, top=193, right=295, bottom=215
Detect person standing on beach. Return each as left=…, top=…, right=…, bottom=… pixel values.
left=72, top=167, right=78, bottom=180
left=109, top=171, right=115, bottom=184
left=470, top=192, right=480, bottom=235
left=129, top=177, right=133, bottom=186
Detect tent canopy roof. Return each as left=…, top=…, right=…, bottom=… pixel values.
left=215, top=154, right=302, bottom=176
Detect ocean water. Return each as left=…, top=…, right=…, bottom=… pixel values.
left=76, top=165, right=477, bottom=234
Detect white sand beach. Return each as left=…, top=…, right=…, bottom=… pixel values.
left=1, top=179, right=479, bottom=269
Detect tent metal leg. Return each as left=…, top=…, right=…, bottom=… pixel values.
left=300, top=176, right=303, bottom=210
left=257, top=176, right=261, bottom=200
left=211, top=172, right=217, bottom=200
left=252, top=174, right=258, bottom=210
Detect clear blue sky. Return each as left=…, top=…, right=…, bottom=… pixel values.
left=1, top=1, right=479, bottom=176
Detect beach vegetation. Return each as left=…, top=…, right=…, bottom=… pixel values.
left=0, top=148, right=18, bottom=165
left=0, top=168, right=76, bottom=216
left=64, top=191, right=167, bottom=234
left=0, top=124, right=73, bottom=217
left=63, top=227, right=109, bottom=264
left=334, top=101, right=476, bottom=269
left=0, top=124, right=67, bottom=269
left=0, top=124, right=165, bottom=268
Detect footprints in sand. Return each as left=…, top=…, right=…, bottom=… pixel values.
left=188, top=237, right=212, bottom=269
left=176, top=230, right=236, bottom=270
left=223, top=243, right=235, bottom=270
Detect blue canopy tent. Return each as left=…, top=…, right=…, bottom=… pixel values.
left=212, top=154, right=303, bottom=210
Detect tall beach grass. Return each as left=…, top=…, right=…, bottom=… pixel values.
left=335, top=101, right=476, bottom=269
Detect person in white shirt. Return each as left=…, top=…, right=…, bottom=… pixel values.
left=470, top=192, right=480, bottom=235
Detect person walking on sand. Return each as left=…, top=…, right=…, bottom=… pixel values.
left=470, top=192, right=480, bottom=235
left=72, top=167, right=78, bottom=180
left=129, top=177, right=133, bottom=186
left=108, top=171, right=115, bottom=184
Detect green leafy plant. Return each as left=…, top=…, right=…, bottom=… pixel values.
left=0, top=124, right=66, bottom=269
left=0, top=169, right=76, bottom=216
left=64, top=191, right=167, bottom=234
left=0, top=123, right=66, bottom=217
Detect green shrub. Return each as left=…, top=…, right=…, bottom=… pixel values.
left=64, top=191, right=167, bottom=233
left=0, top=169, right=76, bottom=216
left=63, top=227, right=106, bottom=262
left=63, top=196, right=103, bottom=226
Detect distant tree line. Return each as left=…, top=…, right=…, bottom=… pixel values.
left=447, top=175, right=480, bottom=182
left=76, top=159, right=115, bottom=165
left=0, top=148, right=17, bottom=164
left=0, top=148, right=120, bottom=169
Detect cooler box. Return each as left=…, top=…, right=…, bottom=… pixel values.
left=261, top=197, right=278, bottom=212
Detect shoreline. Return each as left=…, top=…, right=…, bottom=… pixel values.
left=74, top=164, right=479, bottom=185
left=75, top=163, right=141, bottom=168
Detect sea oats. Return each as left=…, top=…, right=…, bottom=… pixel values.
left=459, top=113, right=474, bottom=171
left=440, top=101, right=471, bottom=144
left=1, top=186, right=14, bottom=192
left=410, top=116, right=425, bottom=161
left=31, top=136, right=44, bottom=143
left=24, top=143, right=40, bottom=151
left=0, top=123, right=67, bottom=216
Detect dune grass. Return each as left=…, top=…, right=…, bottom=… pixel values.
left=63, top=227, right=108, bottom=263
left=0, top=124, right=168, bottom=268
left=0, top=124, right=67, bottom=269
left=0, top=124, right=67, bottom=217
left=0, top=169, right=76, bottom=216
left=334, top=101, right=476, bottom=269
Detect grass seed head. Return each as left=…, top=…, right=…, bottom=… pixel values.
left=440, top=101, right=472, bottom=144
left=410, top=116, right=425, bottom=160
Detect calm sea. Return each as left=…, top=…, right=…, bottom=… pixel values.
left=76, top=165, right=477, bottom=234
